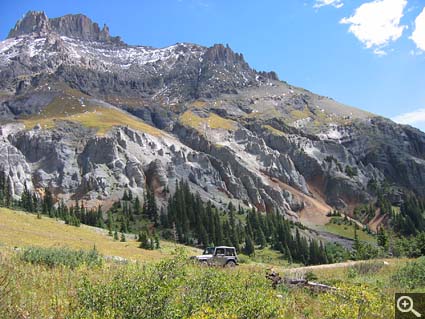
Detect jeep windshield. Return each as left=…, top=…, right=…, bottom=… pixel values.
left=203, top=247, right=215, bottom=255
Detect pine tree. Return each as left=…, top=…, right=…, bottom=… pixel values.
left=198, top=224, right=209, bottom=247
left=4, top=176, right=12, bottom=208
left=160, top=206, right=168, bottom=228
left=284, top=243, right=293, bottom=264
left=139, top=231, right=149, bottom=249
left=42, top=188, right=53, bottom=216
left=107, top=211, right=113, bottom=236
left=154, top=234, right=160, bottom=249
left=142, top=189, right=148, bottom=217
left=146, top=188, right=158, bottom=225
left=21, top=182, right=33, bottom=212
left=377, top=227, right=389, bottom=251
left=244, top=235, right=255, bottom=256
left=0, top=171, right=5, bottom=206
left=149, top=237, right=155, bottom=250
left=258, top=229, right=267, bottom=249
left=353, top=226, right=361, bottom=260
left=32, top=193, right=38, bottom=213
left=120, top=233, right=126, bottom=242
left=133, top=197, right=141, bottom=214
left=96, top=205, right=104, bottom=228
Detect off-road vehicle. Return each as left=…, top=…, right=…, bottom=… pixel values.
left=193, top=246, right=238, bottom=267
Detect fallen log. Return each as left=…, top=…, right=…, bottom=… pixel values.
left=285, top=278, right=337, bottom=292
left=266, top=270, right=337, bottom=292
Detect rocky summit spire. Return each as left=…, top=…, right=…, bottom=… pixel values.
left=8, top=11, right=124, bottom=45
left=8, top=11, right=51, bottom=38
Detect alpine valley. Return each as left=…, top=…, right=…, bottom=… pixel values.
left=1, top=10, right=425, bottom=245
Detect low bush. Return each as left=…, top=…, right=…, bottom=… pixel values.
left=349, top=261, right=384, bottom=276
left=20, top=246, right=103, bottom=269
left=392, top=256, right=425, bottom=289
left=318, top=283, right=391, bottom=319
left=72, top=256, right=283, bottom=319
left=0, top=264, right=12, bottom=313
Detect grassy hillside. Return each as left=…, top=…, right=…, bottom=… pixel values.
left=180, top=110, right=237, bottom=131
left=0, top=241, right=417, bottom=318
left=1, top=207, right=424, bottom=318
left=0, top=207, right=200, bottom=262
left=19, top=93, right=162, bottom=136
left=324, top=222, right=375, bottom=243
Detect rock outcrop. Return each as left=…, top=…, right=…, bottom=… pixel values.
left=8, top=11, right=123, bottom=44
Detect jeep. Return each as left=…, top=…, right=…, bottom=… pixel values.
left=193, top=246, right=238, bottom=267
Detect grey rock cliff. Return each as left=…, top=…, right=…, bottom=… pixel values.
left=8, top=11, right=123, bottom=44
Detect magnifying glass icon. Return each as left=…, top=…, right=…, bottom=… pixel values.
left=397, top=296, right=422, bottom=317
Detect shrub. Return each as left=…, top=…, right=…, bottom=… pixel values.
left=347, top=267, right=357, bottom=279
left=20, top=246, right=103, bottom=269
left=345, top=165, right=358, bottom=178
left=75, top=256, right=187, bottom=318
left=305, top=271, right=318, bottom=281
left=319, top=283, right=391, bottom=319
left=354, top=242, right=380, bottom=260
left=392, top=256, right=425, bottom=289
left=72, top=256, right=284, bottom=319
left=350, top=261, right=384, bottom=276
left=0, top=263, right=13, bottom=313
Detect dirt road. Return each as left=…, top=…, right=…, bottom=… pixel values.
left=282, top=259, right=389, bottom=274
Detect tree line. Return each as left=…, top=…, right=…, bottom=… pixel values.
left=1, top=172, right=333, bottom=265
left=162, top=180, right=330, bottom=265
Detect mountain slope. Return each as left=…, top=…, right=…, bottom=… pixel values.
left=1, top=11, right=424, bottom=228
left=0, top=207, right=200, bottom=261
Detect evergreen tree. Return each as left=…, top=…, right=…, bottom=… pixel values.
left=42, top=188, right=53, bottom=216
left=96, top=205, right=104, bottom=228
left=21, top=182, right=33, bottom=212
left=154, top=234, right=160, bottom=249
left=4, top=176, right=12, bottom=208
left=139, top=231, right=150, bottom=249
left=244, top=235, right=255, bottom=256
left=284, top=243, right=293, bottom=264
left=32, top=193, right=38, bottom=213
left=377, top=227, right=389, bottom=251
left=257, top=228, right=267, bottom=249
left=353, top=226, right=361, bottom=260
left=120, top=232, right=126, bottom=242
left=160, top=206, right=168, bottom=228
left=107, top=211, right=113, bottom=236
left=146, top=188, right=158, bottom=225
left=142, top=189, right=148, bottom=217
left=133, top=197, right=141, bottom=215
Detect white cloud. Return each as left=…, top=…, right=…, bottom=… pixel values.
left=340, top=0, right=407, bottom=54
left=392, top=108, right=425, bottom=126
left=410, top=7, right=425, bottom=51
left=373, top=48, right=387, bottom=56
left=314, top=0, right=344, bottom=9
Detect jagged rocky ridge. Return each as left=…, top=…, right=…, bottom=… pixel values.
left=1, top=11, right=425, bottom=222
left=8, top=11, right=123, bottom=44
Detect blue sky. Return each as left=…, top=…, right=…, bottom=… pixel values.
left=1, top=0, right=425, bottom=131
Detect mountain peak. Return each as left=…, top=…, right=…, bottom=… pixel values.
left=203, top=44, right=247, bottom=66
left=8, top=11, right=50, bottom=38
left=8, top=11, right=124, bottom=45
